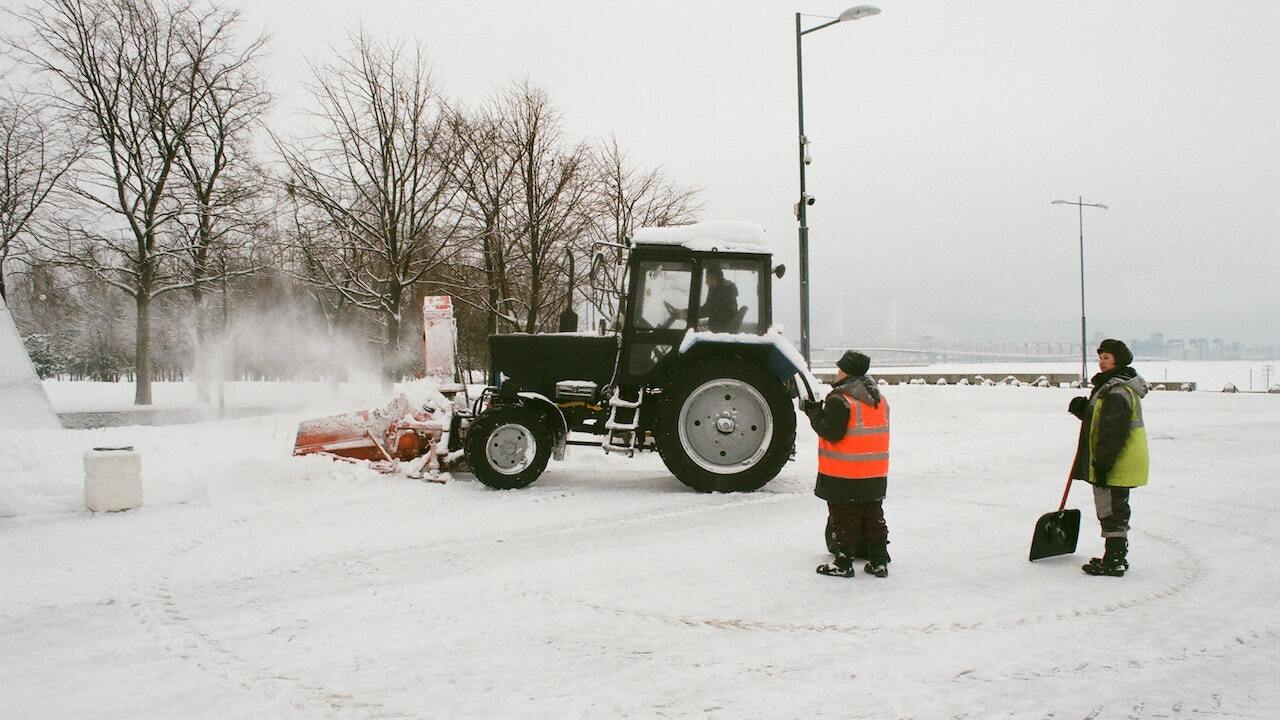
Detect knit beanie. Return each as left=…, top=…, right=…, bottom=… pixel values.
left=1097, top=338, right=1133, bottom=367
left=837, top=350, right=871, bottom=377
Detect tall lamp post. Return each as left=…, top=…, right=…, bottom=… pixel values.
left=1052, top=196, right=1108, bottom=385
left=795, top=5, right=880, bottom=368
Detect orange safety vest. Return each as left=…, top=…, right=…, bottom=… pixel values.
left=817, top=391, right=890, bottom=479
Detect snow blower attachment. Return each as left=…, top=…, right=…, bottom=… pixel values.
left=1029, top=473, right=1081, bottom=561
left=291, top=296, right=465, bottom=482
left=292, top=394, right=450, bottom=480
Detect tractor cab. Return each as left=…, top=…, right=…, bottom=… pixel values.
left=619, top=236, right=774, bottom=385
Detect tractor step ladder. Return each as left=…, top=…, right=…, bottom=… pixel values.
left=603, top=386, right=643, bottom=457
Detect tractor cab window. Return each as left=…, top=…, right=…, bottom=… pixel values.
left=633, top=260, right=693, bottom=331
left=696, top=261, right=760, bottom=334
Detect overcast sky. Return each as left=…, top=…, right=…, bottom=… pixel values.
left=15, top=0, right=1280, bottom=348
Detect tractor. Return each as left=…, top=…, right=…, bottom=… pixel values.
left=461, top=221, right=819, bottom=492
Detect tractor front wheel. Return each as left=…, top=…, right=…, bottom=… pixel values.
left=656, top=359, right=796, bottom=492
left=465, top=405, right=553, bottom=489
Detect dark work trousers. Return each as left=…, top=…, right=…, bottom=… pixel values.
left=1093, top=485, right=1132, bottom=539
left=827, top=499, right=888, bottom=557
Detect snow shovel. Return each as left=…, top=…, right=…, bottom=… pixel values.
left=1028, top=473, right=1081, bottom=561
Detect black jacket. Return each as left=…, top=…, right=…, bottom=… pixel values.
left=698, top=280, right=739, bottom=332
left=807, top=375, right=888, bottom=502
left=1070, top=366, right=1138, bottom=484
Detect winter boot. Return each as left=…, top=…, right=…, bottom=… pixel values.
left=1083, top=537, right=1129, bottom=577
left=863, top=541, right=890, bottom=578
left=816, top=554, right=855, bottom=578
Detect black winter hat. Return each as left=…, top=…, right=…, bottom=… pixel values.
left=837, top=350, right=871, bottom=377
left=1097, top=338, right=1133, bottom=367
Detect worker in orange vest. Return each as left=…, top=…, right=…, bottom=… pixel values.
left=801, top=350, right=891, bottom=578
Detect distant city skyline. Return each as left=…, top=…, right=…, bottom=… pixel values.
left=812, top=330, right=1280, bottom=362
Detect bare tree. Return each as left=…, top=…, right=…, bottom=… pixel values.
left=175, top=17, right=269, bottom=311
left=504, top=81, right=593, bottom=334
left=446, top=87, right=697, bottom=339
left=0, top=91, right=79, bottom=300
left=584, top=135, right=701, bottom=318
left=276, top=33, right=465, bottom=365
left=589, top=135, right=701, bottom=246
left=10, top=0, right=261, bottom=404
left=444, top=96, right=521, bottom=335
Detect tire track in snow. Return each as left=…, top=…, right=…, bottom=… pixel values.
left=173, top=486, right=796, bottom=598
left=536, top=516, right=1205, bottom=640
left=131, top=501, right=419, bottom=719
left=137, top=485, right=793, bottom=717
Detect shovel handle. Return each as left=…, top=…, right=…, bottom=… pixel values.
left=1057, top=474, right=1074, bottom=512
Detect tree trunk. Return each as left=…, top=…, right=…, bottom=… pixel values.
left=525, top=268, right=542, bottom=334
left=134, top=293, right=153, bottom=405
left=482, top=228, right=500, bottom=337
left=192, top=283, right=210, bottom=402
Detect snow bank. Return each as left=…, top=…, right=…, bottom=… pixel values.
left=0, top=295, right=59, bottom=430
left=874, top=359, right=1280, bottom=392
left=1, top=378, right=455, bottom=517
left=0, top=413, right=308, bottom=517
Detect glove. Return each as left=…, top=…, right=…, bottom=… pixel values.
left=800, top=399, right=822, bottom=416
left=1068, top=396, right=1087, bottom=415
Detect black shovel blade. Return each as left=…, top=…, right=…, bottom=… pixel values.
left=1029, top=508, right=1081, bottom=561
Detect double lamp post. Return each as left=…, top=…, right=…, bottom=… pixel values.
left=1052, top=196, right=1108, bottom=385
left=794, top=5, right=880, bottom=367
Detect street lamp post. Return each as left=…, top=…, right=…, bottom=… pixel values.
left=1052, top=196, right=1108, bottom=385
left=795, top=5, right=880, bottom=368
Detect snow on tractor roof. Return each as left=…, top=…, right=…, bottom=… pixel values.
left=631, top=221, right=770, bottom=254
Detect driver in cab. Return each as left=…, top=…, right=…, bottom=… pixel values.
left=670, top=265, right=739, bottom=332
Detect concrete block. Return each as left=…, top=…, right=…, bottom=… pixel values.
left=84, top=446, right=142, bottom=512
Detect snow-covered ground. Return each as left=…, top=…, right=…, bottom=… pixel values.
left=3, top=376, right=1279, bottom=718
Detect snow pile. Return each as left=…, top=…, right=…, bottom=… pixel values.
left=0, top=378, right=456, bottom=517
left=0, top=295, right=59, bottom=430
left=0, top=414, right=299, bottom=517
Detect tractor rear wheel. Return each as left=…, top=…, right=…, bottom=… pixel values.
left=465, top=405, right=553, bottom=489
left=655, top=358, right=796, bottom=492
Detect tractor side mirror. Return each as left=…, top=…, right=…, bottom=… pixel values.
left=773, top=264, right=787, bottom=279
left=589, top=251, right=608, bottom=293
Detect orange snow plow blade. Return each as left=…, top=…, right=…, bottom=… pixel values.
left=293, top=406, right=397, bottom=461
left=292, top=394, right=441, bottom=463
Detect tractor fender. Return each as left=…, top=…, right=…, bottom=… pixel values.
left=676, top=330, right=821, bottom=401
left=515, top=392, right=569, bottom=460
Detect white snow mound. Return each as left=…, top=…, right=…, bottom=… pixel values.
left=0, top=295, right=60, bottom=431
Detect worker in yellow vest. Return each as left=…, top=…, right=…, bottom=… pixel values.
left=802, top=350, right=891, bottom=578
left=1068, top=338, right=1150, bottom=577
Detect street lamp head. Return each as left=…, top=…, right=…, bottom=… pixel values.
left=1051, top=199, right=1070, bottom=205
left=838, top=5, right=881, bottom=22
